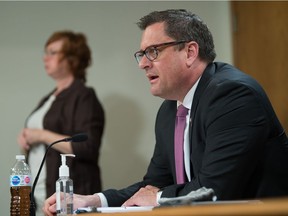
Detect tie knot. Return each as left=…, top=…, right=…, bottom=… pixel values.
left=177, top=105, right=189, bottom=117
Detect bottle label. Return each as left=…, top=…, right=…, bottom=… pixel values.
left=10, top=175, right=32, bottom=187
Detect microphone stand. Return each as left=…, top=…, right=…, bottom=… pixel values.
left=29, top=137, right=72, bottom=216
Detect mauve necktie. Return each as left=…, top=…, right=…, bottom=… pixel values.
left=174, top=104, right=189, bottom=184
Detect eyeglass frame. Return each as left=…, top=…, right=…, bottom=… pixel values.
left=134, top=40, right=188, bottom=64
left=44, top=50, right=62, bottom=57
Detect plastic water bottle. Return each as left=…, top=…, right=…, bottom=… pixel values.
left=10, top=155, right=32, bottom=216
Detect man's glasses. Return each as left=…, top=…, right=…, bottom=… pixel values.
left=134, top=40, right=187, bottom=64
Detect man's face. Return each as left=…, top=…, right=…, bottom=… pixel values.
left=137, top=22, right=189, bottom=101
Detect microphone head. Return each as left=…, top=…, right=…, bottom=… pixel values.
left=70, top=133, right=88, bottom=142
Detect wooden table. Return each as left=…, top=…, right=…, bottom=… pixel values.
left=83, top=197, right=288, bottom=215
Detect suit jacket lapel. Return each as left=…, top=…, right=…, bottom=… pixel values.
left=189, top=63, right=216, bottom=144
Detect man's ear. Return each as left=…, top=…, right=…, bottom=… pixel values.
left=186, top=41, right=199, bottom=67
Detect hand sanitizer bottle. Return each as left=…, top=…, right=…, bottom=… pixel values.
left=56, top=154, right=75, bottom=216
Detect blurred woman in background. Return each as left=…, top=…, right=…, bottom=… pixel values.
left=17, top=30, right=105, bottom=214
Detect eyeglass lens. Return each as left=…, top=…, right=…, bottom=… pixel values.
left=134, top=40, right=187, bottom=63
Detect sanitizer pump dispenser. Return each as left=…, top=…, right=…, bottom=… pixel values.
left=56, top=154, right=75, bottom=216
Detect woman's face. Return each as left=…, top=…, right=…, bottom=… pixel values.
left=43, top=40, right=71, bottom=80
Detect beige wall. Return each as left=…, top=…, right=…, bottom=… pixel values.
left=0, top=1, right=232, bottom=214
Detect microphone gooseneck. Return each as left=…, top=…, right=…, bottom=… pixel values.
left=29, top=133, right=88, bottom=216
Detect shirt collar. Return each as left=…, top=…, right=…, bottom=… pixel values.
left=177, top=76, right=201, bottom=110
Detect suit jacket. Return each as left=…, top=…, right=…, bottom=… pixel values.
left=27, top=79, right=105, bottom=197
left=103, top=62, right=288, bottom=206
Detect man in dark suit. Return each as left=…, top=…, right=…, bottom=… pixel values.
left=44, top=9, right=288, bottom=215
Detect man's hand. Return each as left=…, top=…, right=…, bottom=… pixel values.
left=43, top=193, right=101, bottom=216
left=122, top=185, right=160, bottom=207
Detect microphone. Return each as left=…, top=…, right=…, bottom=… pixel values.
left=62, top=133, right=88, bottom=142
left=29, top=133, right=88, bottom=216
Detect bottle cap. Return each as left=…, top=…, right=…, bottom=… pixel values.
left=16, top=155, right=25, bottom=160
